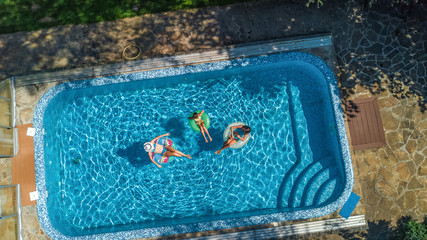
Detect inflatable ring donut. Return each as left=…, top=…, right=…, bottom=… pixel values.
left=222, top=122, right=251, bottom=149
left=149, top=137, right=176, bottom=164
left=122, top=44, right=141, bottom=60
left=188, top=110, right=210, bottom=132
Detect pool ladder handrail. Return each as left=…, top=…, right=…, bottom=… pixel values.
left=0, top=184, right=23, bottom=240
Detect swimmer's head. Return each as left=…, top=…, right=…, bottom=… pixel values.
left=188, top=112, right=199, bottom=120
left=144, top=142, right=154, bottom=152
left=242, top=126, right=251, bottom=133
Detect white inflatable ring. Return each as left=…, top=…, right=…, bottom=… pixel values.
left=222, top=122, right=251, bottom=149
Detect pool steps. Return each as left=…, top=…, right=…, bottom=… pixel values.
left=289, top=160, right=322, bottom=207
left=278, top=81, right=339, bottom=209
left=280, top=156, right=338, bottom=209
left=311, top=165, right=337, bottom=206
left=188, top=215, right=367, bottom=240
left=292, top=157, right=335, bottom=207
left=315, top=177, right=338, bottom=206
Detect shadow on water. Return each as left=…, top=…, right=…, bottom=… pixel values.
left=116, top=141, right=150, bottom=167
left=161, top=117, right=186, bottom=142
left=237, top=69, right=286, bottom=98
left=192, top=127, right=223, bottom=157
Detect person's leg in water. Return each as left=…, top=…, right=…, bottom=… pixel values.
left=201, top=124, right=213, bottom=142
left=215, top=131, right=241, bottom=155
left=214, top=141, right=235, bottom=155
left=214, top=134, right=237, bottom=155
left=164, top=146, right=192, bottom=159
left=198, top=124, right=209, bottom=143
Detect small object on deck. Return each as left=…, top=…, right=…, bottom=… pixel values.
left=339, top=192, right=360, bottom=219
left=29, top=191, right=39, bottom=201
left=122, top=44, right=141, bottom=60
left=26, top=127, right=35, bottom=136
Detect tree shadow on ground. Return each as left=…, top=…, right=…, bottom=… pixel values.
left=5, top=0, right=337, bottom=90
left=8, top=0, right=425, bottom=120
left=0, top=0, right=256, bottom=34
left=335, top=1, right=427, bottom=115
left=365, top=219, right=395, bottom=239
left=365, top=216, right=418, bottom=240
left=334, top=215, right=419, bottom=240
left=116, top=141, right=150, bottom=167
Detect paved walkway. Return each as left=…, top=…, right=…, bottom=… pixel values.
left=1, top=0, right=426, bottom=239
left=0, top=0, right=351, bottom=78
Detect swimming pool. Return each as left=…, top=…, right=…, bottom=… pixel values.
left=33, top=51, right=353, bottom=239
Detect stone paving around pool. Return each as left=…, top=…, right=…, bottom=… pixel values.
left=0, top=0, right=426, bottom=239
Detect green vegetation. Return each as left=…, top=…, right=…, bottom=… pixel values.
left=0, top=0, right=254, bottom=34
left=2, top=0, right=421, bottom=34
left=305, top=0, right=323, bottom=7
left=395, top=217, right=427, bottom=240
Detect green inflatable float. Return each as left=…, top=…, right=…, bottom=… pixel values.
left=188, top=110, right=210, bottom=132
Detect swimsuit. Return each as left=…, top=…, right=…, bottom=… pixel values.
left=153, top=142, right=167, bottom=155
left=150, top=137, right=176, bottom=164
left=195, top=115, right=204, bottom=127
left=231, top=130, right=241, bottom=141
left=230, top=133, right=238, bottom=140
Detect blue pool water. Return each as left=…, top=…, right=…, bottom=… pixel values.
left=34, top=52, right=353, bottom=239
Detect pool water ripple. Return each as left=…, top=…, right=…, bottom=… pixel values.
left=36, top=54, right=351, bottom=238
left=54, top=75, right=305, bottom=229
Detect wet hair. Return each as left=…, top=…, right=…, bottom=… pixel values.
left=188, top=112, right=199, bottom=120
left=242, top=126, right=251, bottom=133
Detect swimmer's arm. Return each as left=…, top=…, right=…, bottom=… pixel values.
left=230, top=125, right=244, bottom=131
left=152, top=133, right=170, bottom=142
left=237, top=135, right=245, bottom=141
left=148, top=153, right=162, bottom=168
left=200, top=110, right=205, bottom=115
left=230, top=129, right=235, bottom=139
left=229, top=125, right=243, bottom=137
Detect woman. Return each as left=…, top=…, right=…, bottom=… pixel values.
left=144, top=133, right=191, bottom=168
left=214, top=125, right=251, bottom=155
left=188, top=110, right=213, bottom=143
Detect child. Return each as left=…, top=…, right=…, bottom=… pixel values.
left=188, top=110, right=213, bottom=143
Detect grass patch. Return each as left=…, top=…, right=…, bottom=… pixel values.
left=0, top=0, right=255, bottom=34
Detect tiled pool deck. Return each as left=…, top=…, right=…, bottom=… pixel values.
left=0, top=0, right=426, bottom=239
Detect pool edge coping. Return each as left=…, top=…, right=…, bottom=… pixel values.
left=14, top=34, right=332, bottom=87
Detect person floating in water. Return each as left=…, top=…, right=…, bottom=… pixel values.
left=144, top=133, right=191, bottom=168
left=215, top=125, right=251, bottom=155
left=188, top=110, right=213, bottom=143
